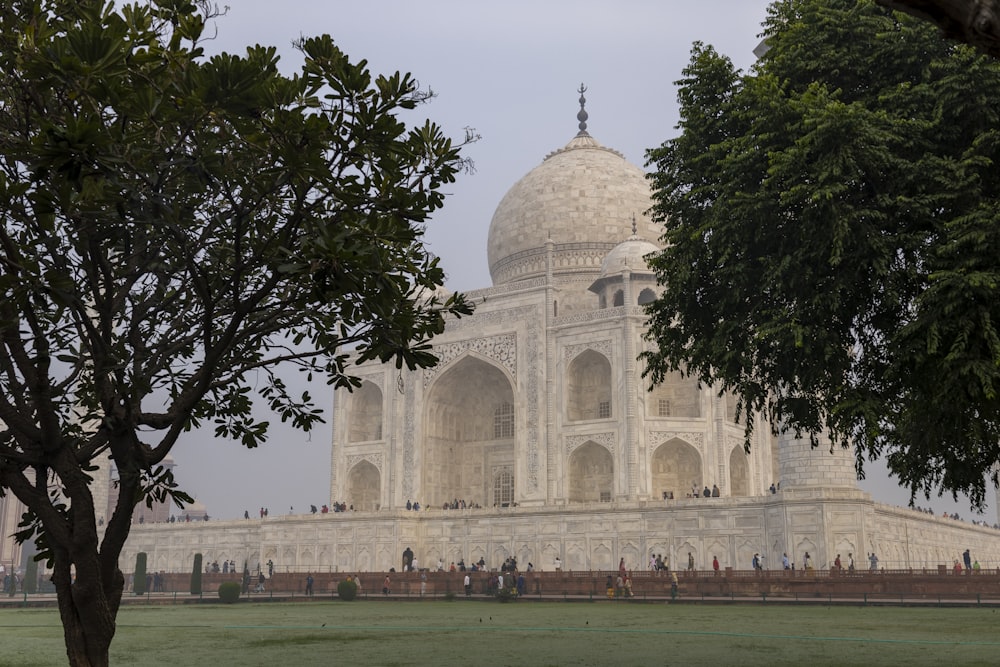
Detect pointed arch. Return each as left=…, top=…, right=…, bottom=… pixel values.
left=566, top=349, right=612, bottom=422
left=424, top=355, right=515, bottom=508
left=647, top=369, right=700, bottom=418
left=637, top=287, right=656, bottom=305
left=568, top=441, right=614, bottom=503
left=349, top=381, right=383, bottom=442
left=347, top=460, right=381, bottom=511
left=651, top=438, right=703, bottom=499
left=729, top=446, right=750, bottom=496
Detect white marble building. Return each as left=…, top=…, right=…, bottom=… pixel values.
left=119, top=106, right=1000, bottom=575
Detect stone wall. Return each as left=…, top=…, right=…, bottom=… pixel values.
left=119, top=492, right=1000, bottom=577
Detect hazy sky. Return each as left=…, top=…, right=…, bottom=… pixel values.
left=168, top=1, right=995, bottom=522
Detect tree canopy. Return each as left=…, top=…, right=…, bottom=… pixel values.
left=876, top=0, right=1000, bottom=58
left=0, top=1, right=471, bottom=664
left=642, top=0, right=1000, bottom=508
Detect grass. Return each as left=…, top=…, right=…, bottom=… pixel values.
left=1, top=600, right=998, bottom=666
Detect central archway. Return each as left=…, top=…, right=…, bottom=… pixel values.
left=424, top=356, right=515, bottom=508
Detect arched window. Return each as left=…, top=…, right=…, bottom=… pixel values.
left=493, top=468, right=514, bottom=507
left=638, top=288, right=656, bottom=305
left=612, top=290, right=624, bottom=307
left=494, top=402, right=514, bottom=439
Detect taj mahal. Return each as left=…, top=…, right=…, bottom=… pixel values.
left=8, top=93, right=1000, bottom=577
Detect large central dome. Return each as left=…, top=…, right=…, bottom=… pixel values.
left=486, top=133, right=659, bottom=286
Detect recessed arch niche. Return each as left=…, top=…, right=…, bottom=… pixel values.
left=651, top=438, right=703, bottom=499
left=729, top=446, right=749, bottom=497
left=423, top=355, right=515, bottom=508
left=647, top=369, right=700, bottom=418
left=637, top=287, right=656, bottom=305
left=566, top=350, right=612, bottom=422
left=348, top=381, right=383, bottom=442
left=568, top=441, right=613, bottom=503
left=347, top=460, right=381, bottom=511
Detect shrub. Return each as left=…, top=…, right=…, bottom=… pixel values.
left=133, top=553, right=148, bottom=595
left=496, top=587, right=517, bottom=602
left=337, top=579, right=358, bottom=601
left=23, top=560, right=38, bottom=595
left=191, top=553, right=203, bottom=595
left=218, top=581, right=241, bottom=604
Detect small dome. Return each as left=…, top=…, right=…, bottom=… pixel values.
left=413, top=284, right=452, bottom=304
left=600, top=236, right=660, bottom=276
left=486, top=134, right=658, bottom=285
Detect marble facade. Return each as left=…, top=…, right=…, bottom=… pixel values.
left=119, top=118, right=1000, bottom=574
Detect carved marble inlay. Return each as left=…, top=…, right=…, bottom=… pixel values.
left=647, top=430, right=704, bottom=450
left=563, top=340, right=612, bottom=363
left=565, top=432, right=616, bottom=455
left=402, top=368, right=416, bottom=499
left=347, top=453, right=384, bottom=472
left=422, top=333, right=517, bottom=387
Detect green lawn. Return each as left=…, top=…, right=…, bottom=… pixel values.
left=1, top=600, right=997, bottom=666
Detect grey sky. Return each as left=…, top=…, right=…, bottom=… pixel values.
left=169, top=1, right=994, bottom=522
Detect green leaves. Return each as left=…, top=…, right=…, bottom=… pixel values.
left=643, top=0, right=1000, bottom=507
left=0, top=0, right=474, bottom=640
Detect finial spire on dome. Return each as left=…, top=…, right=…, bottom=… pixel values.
left=576, top=83, right=590, bottom=137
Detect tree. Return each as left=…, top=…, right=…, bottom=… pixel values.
left=875, top=0, right=1000, bottom=58
left=643, top=0, right=1000, bottom=509
left=0, top=1, right=472, bottom=665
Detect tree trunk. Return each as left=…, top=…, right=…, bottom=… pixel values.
left=877, top=0, right=1000, bottom=58
left=51, top=543, right=124, bottom=666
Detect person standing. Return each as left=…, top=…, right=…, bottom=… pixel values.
left=963, top=549, right=972, bottom=572
left=712, top=556, right=720, bottom=572
left=869, top=552, right=878, bottom=572
left=464, top=573, right=471, bottom=597
left=848, top=553, right=855, bottom=571
left=305, top=573, right=314, bottom=596
left=687, top=552, right=694, bottom=571
left=382, top=575, right=391, bottom=596
left=618, top=558, right=626, bottom=579
left=782, top=553, right=790, bottom=570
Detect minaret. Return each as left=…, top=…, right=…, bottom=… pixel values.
left=778, top=428, right=858, bottom=489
